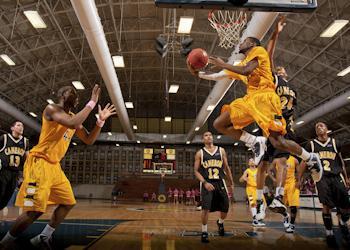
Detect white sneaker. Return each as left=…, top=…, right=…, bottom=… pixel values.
left=307, top=153, right=323, bottom=182
left=256, top=200, right=266, bottom=221
left=285, top=224, right=295, bottom=233
left=30, top=234, right=52, bottom=250
left=268, top=197, right=287, bottom=214
left=251, top=137, right=267, bottom=165
left=252, top=219, right=265, bottom=227
left=283, top=214, right=290, bottom=229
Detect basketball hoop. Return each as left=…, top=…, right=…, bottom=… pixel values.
left=208, top=10, right=247, bottom=49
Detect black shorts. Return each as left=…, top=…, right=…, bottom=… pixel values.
left=201, top=180, right=229, bottom=213
left=316, top=174, right=350, bottom=209
left=262, top=126, right=296, bottom=163
left=0, top=169, right=19, bottom=209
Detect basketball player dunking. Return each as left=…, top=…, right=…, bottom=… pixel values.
left=0, top=121, right=29, bottom=213
left=194, top=131, right=234, bottom=243
left=0, top=85, right=116, bottom=249
left=299, top=122, right=350, bottom=247
left=190, top=30, right=322, bottom=220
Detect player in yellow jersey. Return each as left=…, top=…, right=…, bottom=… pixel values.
left=192, top=35, right=322, bottom=220
left=269, top=156, right=300, bottom=233
left=239, top=158, right=266, bottom=227
left=0, top=85, right=116, bottom=249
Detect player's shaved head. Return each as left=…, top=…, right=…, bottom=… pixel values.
left=247, top=37, right=261, bottom=46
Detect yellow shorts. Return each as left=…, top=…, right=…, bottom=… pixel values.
left=246, top=186, right=266, bottom=206
left=222, top=90, right=286, bottom=137
left=283, top=182, right=300, bottom=207
left=16, top=155, right=76, bottom=212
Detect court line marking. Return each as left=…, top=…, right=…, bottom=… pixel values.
left=34, top=221, right=113, bottom=227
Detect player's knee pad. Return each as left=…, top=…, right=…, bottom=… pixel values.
left=290, top=206, right=297, bottom=214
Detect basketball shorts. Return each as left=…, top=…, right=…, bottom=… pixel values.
left=283, top=181, right=300, bottom=207
left=316, top=174, right=350, bottom=209
left=201, top=180, right=229, bottom=213
left=16, top=155, right=76, bottom=212
left=246, top=186, right=266, bottom=207
left=0, top=169, right=19, bottom=209
left=221, top=89, right=286, bottom=137
left=260, top=120, right=296, bottom=162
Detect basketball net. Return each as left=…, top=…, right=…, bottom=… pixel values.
left=208, top=10, right=247, bottom=49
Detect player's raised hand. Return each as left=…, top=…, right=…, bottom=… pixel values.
left=209, top=56, right=225, bottom=68
left=90, top=84, right=101, bottom=103
left=98, top=103, right=117, bottom=121
left=277, top=15, right=286, bottom=33
left=204, top=182, right=215, bottom=191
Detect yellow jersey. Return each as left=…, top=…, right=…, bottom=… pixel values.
left=30, top=113, right=76, bottom=163
left=224, top=46, right=275, bottom=94
left=285, top=156, right=297, bottom=185
left=246, top=168, right=257, bottom=188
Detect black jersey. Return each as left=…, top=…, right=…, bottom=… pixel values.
left=308, top=137, right=343, bottom=176
left=199, top=146, right=225, bottom=181
left=274, top=75, right=297, bottom=128
left=0, top=134, right=28, bottom=171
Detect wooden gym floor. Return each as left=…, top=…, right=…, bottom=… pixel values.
left=0, top=199, right=348, bottom=249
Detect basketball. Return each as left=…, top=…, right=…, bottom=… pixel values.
left=187, top=48, right=209, bottom=70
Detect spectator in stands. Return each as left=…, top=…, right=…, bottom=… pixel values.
left=186, top=189, right=191, bottom=205
left=179, top=189, right=184, bottom=204
left=151, top=192, right=157, bottom=202
left=167, top=188, right=173, bottom=203
left=173, top=188, right=179, bottom=204
left=143, top=192, right=149, bottom=202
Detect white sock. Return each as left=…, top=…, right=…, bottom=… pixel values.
left=202, top=224, right=208, bottom=232
left=257, top=189, right=263, bottom=200
left=279, top=187, right=284, bottom=196
left=41, top=224, right=55, bottom=238
left=298, top=148, right=311, bottom=161
left=275, top=187, right=280, bottom=197
left=251, top=207, right=257, bottom=217
left=0, top=232, right=16, bottom=245
left=218, top=218, right=224, bottom=224
left=326, top=229, right=334, bottom=236
left=239, top=131, right=257, bottom=147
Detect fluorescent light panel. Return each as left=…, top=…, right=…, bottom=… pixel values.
left=112, top=55, right=125, bottom=68
left=161, top=145, right=164, bottom=148
left=164, top=116, right=172, bottom=122
left=0, top=54, right=15, bottom=66
left=23, top=10, right=47, bottom=29
left=46, top=99, right=54, bottom=104
left=320, top=20, right=349, bottom=38
left=116, top=143, right=120, bottom=147
left=337, top=66, right=350, bottom=77
left=163, top=135, right=167, bottom=138
left=252, top=128, right=259, bottom=133
left=234, top=142, right=239, bottom=146
left=343, top=158, right=350, bottom=161
left=133, top=125, right=138, bottom=130
left=169, top=85, right=179, bottom=94
left=296, top=120, right=304, bottom=125
left=186, top=141, right=190, bottom=144
left=207, top=105, right=216, bottom=111
left=29, top=112, right=37, bottom=117
left=108, top=132, right=112, bottom=136
left=137, top=140, right=141, bottom=143
left=217, top=135, right=221, bottom=139
left=195, top=127, right=200, bottom=131
left=177, top=17, right=194, bottom=34
left=72, top=81, right=85, bottom=90
left=72, top=142, right=77, bottom=146
left=125, top=102, right=134, bottom=109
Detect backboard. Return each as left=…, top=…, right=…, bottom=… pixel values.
left=155, top=0, right=317, bottom=12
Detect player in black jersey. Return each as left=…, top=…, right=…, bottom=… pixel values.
left=0, top=121, right=29, bottom=211
left=299, top=122, right=350, bottom=247
left=194, top=131, right=234, bottom=243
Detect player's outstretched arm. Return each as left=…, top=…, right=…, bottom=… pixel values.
left=194, top=150, right=215, bottom=191
left=75, top=104, right=116, bottom=145
left=45, top=85, right=101, bottom=129
left=198, top=70, right=229, bottom=81
left=266, top=15, right=286, bottom=71
left=209, top=57, right=258, bottom=76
